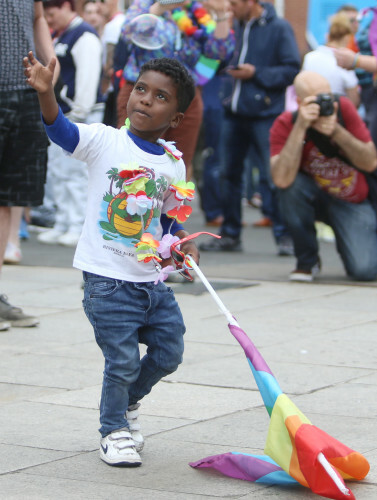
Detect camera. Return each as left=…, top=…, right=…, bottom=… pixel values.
left=314, top=93, right=335, bottom=116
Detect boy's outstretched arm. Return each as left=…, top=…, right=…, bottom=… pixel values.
left=23, top=51, right=58, bottom=125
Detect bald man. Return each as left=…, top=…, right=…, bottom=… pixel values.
left=270, top=71, right=377, bottom=282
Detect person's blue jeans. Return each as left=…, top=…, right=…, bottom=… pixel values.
left=202, top=107, right=225, bottom=221
left=220, top=113, right=288, bottom=242
left=361, top=84, right=377, bottom=148
left=83, top=273, right=185, bottom=437
left=278, top=173, right=377, bottom=280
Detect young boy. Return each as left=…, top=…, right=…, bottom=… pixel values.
left=23, top=52, right=199, bottom=467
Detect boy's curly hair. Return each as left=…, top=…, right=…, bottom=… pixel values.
left=138, top=58, right=195, bottom=113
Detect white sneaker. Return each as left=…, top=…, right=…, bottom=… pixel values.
left=100, top=428, right=142, bottom=467
left=4, top=242, right=22, bottom=264
left=58, top=231, right=80, bottom=247
left=289, top=261, right=321, bottom=282
left=126, top=403, right=144, bottom=452
left=37, top=228, right=65, bottom=245
left=0, top=320, right=11, bottom=331
left=315, top=222, right=335, bottom=243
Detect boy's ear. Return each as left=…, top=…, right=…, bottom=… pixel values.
left=169, top=112, right=184, bottom=129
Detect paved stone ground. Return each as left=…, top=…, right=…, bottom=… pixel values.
left=0, top=198, right=376, bottom=499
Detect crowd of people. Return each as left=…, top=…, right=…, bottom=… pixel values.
left=2, top=0, right=377, bottom=470
left=2, top=1, right=377, bottom=310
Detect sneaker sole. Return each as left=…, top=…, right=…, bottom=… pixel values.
left=134, top=440, right=144, bottom=452
left=58, top=241, right=79, bottom=247
left=100, top=454, right=142, bottom=467
left=9, top=318, right=40, bottom=327
left=3, top=258, right=21, bottom=265
left=289, top=274, right=313, bottom=283
left=0, top=322, right=11, bottom=331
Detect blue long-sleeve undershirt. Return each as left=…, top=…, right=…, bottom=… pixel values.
left=43, top=107, right=79, bottom=153
left=161, top=214, right=183, bottom=236
left=42, top=107, right=184, bottom=236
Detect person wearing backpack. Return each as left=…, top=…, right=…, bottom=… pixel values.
left=270, top=71, right=377, bottom=283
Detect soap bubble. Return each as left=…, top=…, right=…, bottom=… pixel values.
left=130, top=14, right=167, bottom=50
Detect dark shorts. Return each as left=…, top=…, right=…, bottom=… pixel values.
left=0, top=89, right=48, bottom=206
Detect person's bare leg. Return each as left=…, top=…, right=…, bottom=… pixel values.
left=4, top=206, right=23, bottom=264
left=8, top=207, right=23, bottom=249
left=0, top=207, right=11, bottom=268
left=0, top=207, right=12, bottom=330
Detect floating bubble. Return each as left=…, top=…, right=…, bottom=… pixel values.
left=130, top=14, right=167, bottom=50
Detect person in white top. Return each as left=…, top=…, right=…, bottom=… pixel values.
left=302, top=12, right=360, bottom=108
left=24, top=52, right=200, bottom=467
left=99, top=0, right=126, bottom=126
left=38, top=0, right=105, bottom=247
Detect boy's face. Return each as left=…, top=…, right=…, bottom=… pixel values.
left=127, top=70, right=183, bottom=143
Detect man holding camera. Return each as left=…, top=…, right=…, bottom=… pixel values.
left=270, top=71, right=377, bottom=282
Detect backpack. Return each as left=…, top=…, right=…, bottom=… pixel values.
left=291, top=97, right=377, bottom=214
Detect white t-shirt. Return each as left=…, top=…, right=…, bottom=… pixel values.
left=101, top=12, right=126, bottom=64
left=70, top=124, right=185, bottom=282
left=101, top=13, right=126, bottom=93
left=302, top=46, right=358, bottom=95
left=102, top=12, right=125, bottom=45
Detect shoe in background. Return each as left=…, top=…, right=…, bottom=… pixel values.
left=252, top=217, right=273, bottom=227
left=37, top=228, right=65, bottom=245
left=0, top=295, right=39, bottom=327
left=4, top=243, right=22, bottom=265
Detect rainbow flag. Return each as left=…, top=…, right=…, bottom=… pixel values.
left=190, top=323, right=369, bottom=500
left=193, top=55, right=220, bottom=86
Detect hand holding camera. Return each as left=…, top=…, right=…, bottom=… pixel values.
left=311, top=94, right=338, bottom=137
left=312, top=93, right=335, bottom=116
left=299, top=93, right=337, bottom=136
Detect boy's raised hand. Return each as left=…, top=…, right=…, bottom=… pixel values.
left=23, top=51, right=56, bottom=94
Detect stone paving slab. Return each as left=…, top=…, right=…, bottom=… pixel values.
left=16, top=440, right=267, bottom=498
left=163, top=406, right=376, bottom=456
left=0, top=473, right=220, bottom=500
left=0, top=445, right=78, bottom=475
left=166, top=349, right=372, bottom=394
left=0, top=402, right=99, bottom=451
left=262, top=322, right=377, bottom=369
left=291, top=383, right=377, bottom=420
left=0, top=351, right=101, bottom=389
left=241, top=483, right=377, bottom=499
left=0, top=383, right=67, bottom=404
left=30, top=380, right=262, bottom=422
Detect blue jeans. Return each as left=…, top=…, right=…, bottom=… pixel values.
left=201, top=107, right=225, bottom=221
left=278, top=173, right=377, bottom=281
left=361, top=84, right=377, bottom=148
left=82, top=272, right=185, bottom=437
left=221, top=113, right=288, bottom=241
